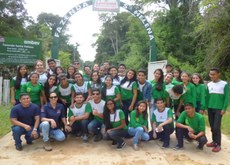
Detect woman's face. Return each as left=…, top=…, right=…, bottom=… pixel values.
left=48, top=76, right=56, bottom=86
left=19, top=66, right=27, bottom=76
left=127, top=70, right=135, bottom=80
left=56, top=68, right=63, bottom=75
left=106, top=101, right=115, bottom=111
left=181, top=73, right=190, bottom=83
left=75, top=74, right=83, bottom=83
left=138, top=103, right=146, bottom=113
left=68, top=67, right=75, bottom=75
left=92, top=72, right=99, bottom=82
left=35, top=61, right=44, bottom=72
left=49, top=93, right=58, bottom=103
left=154, top=70, right=162, bottom=81
left=173, top=70, right=179, bottom=78
left=192, top=75, right=200, bottom=85
left=105, top=77, right=112, bottom=87
left=109, top=68, right=117, bottom=77
left=30, top=74, right=39, bottom=84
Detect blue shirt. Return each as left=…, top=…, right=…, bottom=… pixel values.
left=41, top=102, right=65, bottom=129
left=10, top=103, right=40, bottom=127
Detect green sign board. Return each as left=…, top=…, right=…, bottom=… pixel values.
left=0, top=36, right=41, bottom=65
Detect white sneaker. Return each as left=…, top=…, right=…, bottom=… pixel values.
left=133, top=144, right=139, bottom=151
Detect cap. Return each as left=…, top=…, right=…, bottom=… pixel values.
left=58, top=73, right=67, bottom=80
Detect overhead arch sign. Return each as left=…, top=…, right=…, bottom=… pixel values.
left=51, top=0, right=157, bottom=61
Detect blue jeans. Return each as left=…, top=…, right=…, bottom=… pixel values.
left=128, top=127, right=150, bottom=144
left=12, top=126, right=40, bottom=146
left=106, top=129, right=129, bottom=145
left=88, top=119, right=103, bottom=135
left=71, top=119, right=90, bottom=135
left=39, top=121, right=65, bottom=142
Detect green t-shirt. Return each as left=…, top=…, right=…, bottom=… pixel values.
left=177, top=111, right=205, bottom=134
left=56, top=83, right=72, bottom=105
left=172, top=78, right=183, bottom=85
left=110, top=109, right=127, bottom=129
left=150, top=80, right=166, bottom=101
left=181, top=82, right=196, bottom=107
left=120, top=81, right=137, bottom=100
left=128, top=110, right=148, bottom=128
left=21, top=82, right=43, bottom=105
left=68, top=102, right=92, bottom=119
left=105, top=85, right=121, bottom=106
left=194, top=84, right=206, bottom=110
left=11, top=77, right=27, bottom=100
left=152, top=107, right=174, bottom=127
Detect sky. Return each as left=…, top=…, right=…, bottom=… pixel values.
left=24, top=0, right=135, bottom=62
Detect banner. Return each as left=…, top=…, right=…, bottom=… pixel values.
left=92, top=0, right=120, bottom=12
left=0, top=36, right=41, bottom=65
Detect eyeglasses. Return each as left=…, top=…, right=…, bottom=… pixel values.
left=50, top=96, right=58, bottom=99
left=92, top=93, right=100, bottom=95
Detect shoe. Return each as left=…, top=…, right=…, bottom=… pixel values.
left=16, top=144, right=23, bottom=151
left=133, top=144, right=139, bottom=151
left=43, top=140, right=52, bottom=151
left=206, top=142, right=216, bottom=147
left=196, top=145, right=203, bottom=150
left=117, top=142, right=126, bottom=150
left=111, top=140, right=117, bottom=145
left=212, top=145, right=221, bottom=152
left=82, top=134, right=88, bottom=143
left=173, top=144, right=183, bottom=150
left=184, top=138, right=192, bottom=144
left=26, top=141, right=33, bottom=145
left=94, top=134, right=102, bottom=142
left=162, top=143, right=169, bottom=149
left=76, top=132, right=82, bottom=137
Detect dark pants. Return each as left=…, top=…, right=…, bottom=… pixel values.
left=12, top=126, right=40, bottom=146
left=174, top=104, right=184, bottom=120
left=208, top=108, right=222, bottom=145
left=176, top=127, right=207, bottom=148
left=195, top=101, right=201, bottom=113
left=106, top=129, right=129, bottom=145
left=122, top=99, right=132, bottom=125
left=71, top=119, right=90, bottom=136
left=156, top=124, right=174, bottom=145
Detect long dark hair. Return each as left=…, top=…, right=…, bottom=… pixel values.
left=120, top=69, right=137, bottom=87
left=44, top=74, right=57, bottom=100
left=67, top=65, right=76, bottom=79
left=108, top=66, right=120, bottom=82
left=173, top=68, right=182, bottom=82
left=15, top=64, right=28, bottom=90
left=90, top=70, right=102, bottom=85
left=101, top=75, right=113, bottom=100
left=103, top=99, right=116, bottom=130
left=154, top=68, right=164, bottom=91
left=135, top=101, right=148, bottom=120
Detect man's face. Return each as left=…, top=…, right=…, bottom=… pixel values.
left=74, top=62, right=80, bottom=69
left=74, top=95, right=84, bottom=104
left=156, top=100, right=165, bottom=110
left=48, top=61, right=56, bottom=70
left=185, top=105, right=195, bottom=117
left=209, top=70, right=220, bottom=82
left=20, top=95, right=31, bottom=107
left=137, top=72, right=146, bottom=83
left=92, top=91, right=101, bottom=101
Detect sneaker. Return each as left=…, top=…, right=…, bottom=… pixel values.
left=43, top=140, right=52, bottom=151
left=184, top=138, right=192, bottom=144
left=173, top=144, right=183, bottom=150
left=26, top=141, right=33, bottom=145
left=94, top=134, right=102, bottom=142
left=117, top=142, right=126, bottom=150
left=196, top=145, right=203, bottom=150
left=15, top=144, right=23, bottom=151
left=133, top=144, right=139, bottom=151
left=206, top=142, right=216, bottom=148
left=82, top=134, right=88, bottom=143
left=111, top=140, right=117, bottom=146
left=212, top=145, right=221, bottom=152
left=162, top=143, right=169, bottom=149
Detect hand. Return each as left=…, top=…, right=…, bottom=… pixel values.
left=93, top=109, right=98, bottom=116
left=199, top=110, right=205, bottom=115
left=50, top=119, right=57, bottom=128
left=107, top=129, right=112, bottom=134
left=176, top=111, right=180, bottom=117
left=62, top=99, right=67, bottom=104
left=70, top=104, right=74, bottom=108
left=24, top=125, right=31, bottom=131
left=65, top=125, right=72, bottom=133
left=153, top=132, right=157, bottom=139
left=11, top=99, right=16, bottom=105
left=221, top=110, right=225, bottom=116
left=188, top=132, right=196, bottom=140
left=187, top=126, right=194, bottom=133
left=31, top=130, right=39, bottom=139
left=128, top=105, right=134, bottom=111
left=142, top=126, right=148, bottom=132
left=157, top=125, right=163, bottom=132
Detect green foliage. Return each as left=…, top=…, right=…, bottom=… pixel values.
left=58, top=51, right=71, bottom=69
left=0, top=105, right=12, bottom=137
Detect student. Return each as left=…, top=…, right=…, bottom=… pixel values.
left=33, top=60, right=47, bottom=86
left=172, top=68, right=182, bottom=85
left=11, top=64, right=28, bottom=105
left=136, top=69, right=152, bottom=104
left=83, top=65, right=92, bottom=83
left=10, top=93, right=40, bottom=151
left=66, top=65, right=76, bottom=84
left=108, top=66, right=121, bottom=86
left=54, top=66, right=65, bottom=76
left=128, top=101, right=150, bottom=150
left=152, top=98, right=174, bottom=148
left=206, top=68, right=229, bottom=152
left=88, top=89, right=105, bottom=142
left=99, top=65, right=106, bottom=82
left=47, top=58, right=57, bottom=76
left=103, top=99, right=128, bottom=149
left=74, top=61, right=83, bottom=74
left=174, top=103, right=207, bottom=150
left=120, top=69, right=138, bottom=125
left=43, top=74, right=58, bottom=101
left=101, top=75, right=121, bottom=107
left=118, top=63, right=126, bottom=79
left=40, top=92, right=71, bottom=151
left=68, top=92, right=92, bottom=143
left=21, top=72, right=46, bottom=108
left=164, top=73, right=174, bottom=91
left=88, top=71, right=103, bottom=93
left=164, top=64, right=173, bottom=76
left=191, top=73, right=206, bottom=114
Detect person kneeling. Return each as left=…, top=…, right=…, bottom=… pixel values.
left=128, top=101, right=150, bottom=151
left=152, top=98, right=174, bottom=148
left=174, top=103, right=207, bottom=150
left=40, top=92, right=71, bottom=151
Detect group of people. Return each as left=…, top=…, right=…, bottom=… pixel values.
left=10, top=59, right=229, bottom=153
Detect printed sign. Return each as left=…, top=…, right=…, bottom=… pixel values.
left=92, top=0, right=120, bottom=12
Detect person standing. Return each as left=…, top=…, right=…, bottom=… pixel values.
left=10, top=93, right=40, bottom=151
left=206, top=68, right=229, bottom=152
left=40, top=92, right=71, bottom=151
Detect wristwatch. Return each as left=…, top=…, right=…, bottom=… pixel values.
left=33, top=128, right=37, bottom=131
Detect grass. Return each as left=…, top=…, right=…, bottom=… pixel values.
left=0, top=104, right=12, bottom=138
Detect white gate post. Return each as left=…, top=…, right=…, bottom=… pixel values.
left=0, top=77, right=2, bottom=105
left=3, top=79, right=10, bottom=105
